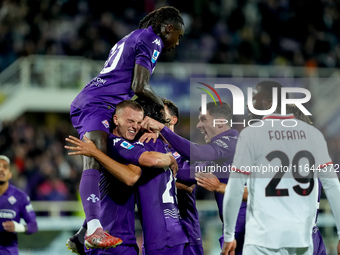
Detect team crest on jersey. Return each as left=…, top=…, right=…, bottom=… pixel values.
left=26, top=204, right=34, bottom=213
left=113, top=138, right=122, bottom=146
left=152, top=38, right=161, bottom=46
left=8, top=196, right=16, bottom=205
left=120, top=141, right=134, bottom=150
left=172, top=151, right=180, bottom=159
left=101, top=120, right=110, bottom=128
left=151, top=50, right=160, bottom=63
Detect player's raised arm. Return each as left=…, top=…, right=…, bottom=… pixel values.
left=131, top=65, right=164, bottom=107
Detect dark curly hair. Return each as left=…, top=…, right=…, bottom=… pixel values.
left=138, top=6, right=184, bottom=35
left=135, top=97, right=168, bottom=124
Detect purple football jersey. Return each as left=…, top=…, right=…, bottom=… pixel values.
left=71, top=26, right=163, bottom=110
left=96, top=133, right=144, bottom=246
left=0, top=184, right=38, bottom=255
left=136, top=139, right=189, bottom=252
left=161, top=128, right=246, bottom=252
left=107, top=135, right=188, bottom=251
left=171, top=149, right=203, bottom=247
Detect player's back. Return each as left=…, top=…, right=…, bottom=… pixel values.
left=71, top=26, right=163, bottom=109
left=136, top=139, right=188, bottom=252
left=234, top=114, right=332, bottom=249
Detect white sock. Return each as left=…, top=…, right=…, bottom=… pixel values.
left=87, top=219, right=102, bottom=236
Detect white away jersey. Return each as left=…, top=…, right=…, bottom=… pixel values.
left=232, top=114, right=332, bottom=249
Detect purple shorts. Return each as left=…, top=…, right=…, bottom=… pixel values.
left=85, top=244, right=139, bottom=255
left=70, top=105, right=115, bottom=139
left=312, top=226, right=326, bottom=255
left=145, top=244, right=185, bottom=255
left=183, top=244, right=204, bottom=255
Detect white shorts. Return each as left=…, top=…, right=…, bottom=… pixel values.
left=243, top=244, right=313, bottom=255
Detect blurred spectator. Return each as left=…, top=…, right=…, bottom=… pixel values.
left=2, top=0, right=340, bottom=71
left=0, top=113, right=81, bottom=201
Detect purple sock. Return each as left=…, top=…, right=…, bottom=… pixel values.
left=79, top=169, right=101, bottom=222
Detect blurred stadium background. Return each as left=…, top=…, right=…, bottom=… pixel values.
left=1, top=0, right=340, bottom=254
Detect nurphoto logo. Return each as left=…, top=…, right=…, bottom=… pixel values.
left=195, top=80, right=312, bottom=128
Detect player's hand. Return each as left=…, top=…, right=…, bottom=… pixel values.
left=64, top=135, right=97, bottom=157
left=2, top=221, right=15, bottom=232
left=176, top=182, right=196, bottom=193
left=141, top=116, right=164, bottom=133
left=221, top=240, right=236, bottom=255
left=195, top=172, right=221, bottom=192
left=139, top=131, right=159, bottom=143
left=169, top=155, right=178, bottom=177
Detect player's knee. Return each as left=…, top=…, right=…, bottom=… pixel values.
left=82, top=156, right=101, bottom=171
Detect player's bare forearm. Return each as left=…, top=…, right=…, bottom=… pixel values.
left=139, top=151, right=177, bottom=170
left=65, top=135, right=141, bottom=185
left=131, top=64, right=164, bottom=107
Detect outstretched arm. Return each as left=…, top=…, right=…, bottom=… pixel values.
left=131, top=64, right=164, bottom=107
left=65, top=135, right=141, bottom=186
left=142, top=116, right=231, bottom=161
left=138, top=151, right=178, bottom=176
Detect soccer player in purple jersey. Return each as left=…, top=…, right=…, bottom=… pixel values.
left=131, top=98, right=188, bottom=255
left=65, top=100, right=180, bottom=254
left=163, top=99, right=204, bottom=255
left=68, top=6, right=185, bottom=251
left=141, top=101, right=247, bottom=254
left=0, top=155, right=38, bottom=255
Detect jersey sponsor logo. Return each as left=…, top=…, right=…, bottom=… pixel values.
left=8, top=196, right=16, bottom=205
left=120, top=141, right=134, bottom=150
left=152, top=39, right=161, bottom=46
left=87, top=194, right=99, bottom=203
left=172, top=151, right=180, bottom=159
left=151, top=50, right=160, bottom=63
left=0, top=209, right=16, bottom=219
left=26, top=204, right=34, bottom=213
left=102, top=120, right=110, bottom=129
left=113, top=138, right=122, bottom=146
